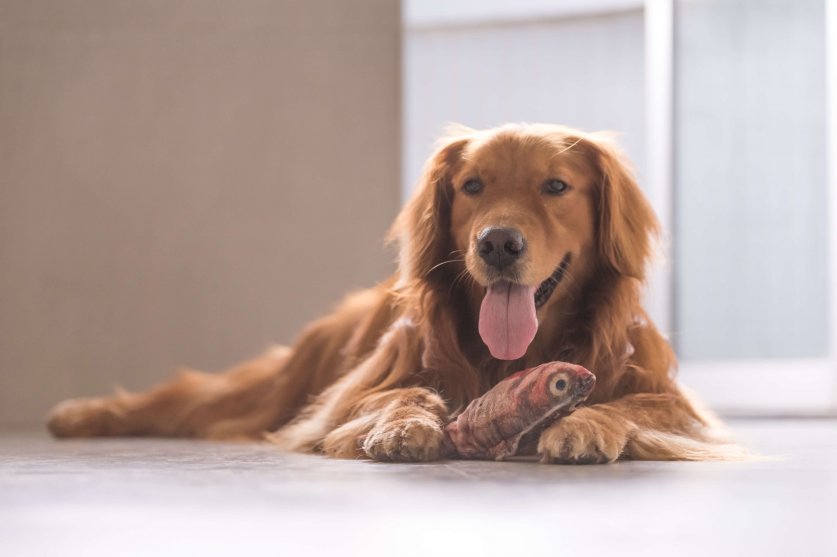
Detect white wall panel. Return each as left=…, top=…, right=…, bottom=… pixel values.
left=675, top=0, right=829, bottom=359
left=403, top=10, right=647, bottom=198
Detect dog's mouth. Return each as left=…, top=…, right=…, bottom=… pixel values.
left=478, top=253, right=572, bottom=361
left=533, top=253, right=572, bottom=309
left=480, top=252, right=572, bottom=307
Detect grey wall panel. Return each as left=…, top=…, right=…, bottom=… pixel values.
left=0, top=0, right=401, bottom=424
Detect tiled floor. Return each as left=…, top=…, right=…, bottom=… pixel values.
left=1, top=419, right=835, bottom=556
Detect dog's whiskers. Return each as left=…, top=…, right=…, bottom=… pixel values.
left=426, top=258, right=465, bottom=276
left=425, top=250, right=467, bottom=277
left=448, top=267, right=475, bottom=301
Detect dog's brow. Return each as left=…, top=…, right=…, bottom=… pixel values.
left=554, top=137, right=583, bottom=157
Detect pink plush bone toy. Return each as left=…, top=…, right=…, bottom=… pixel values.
left=442, top=361, right=596, bottom=460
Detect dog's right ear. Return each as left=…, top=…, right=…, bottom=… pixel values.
left=388, top=131, right=472, bottom=286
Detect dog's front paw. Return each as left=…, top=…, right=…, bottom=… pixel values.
left=362, top=417, right=444, bottom=462
left=538, top=408, right=627, bottom=464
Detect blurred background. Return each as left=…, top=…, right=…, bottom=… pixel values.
left=1, top=0, right=835, bottom=425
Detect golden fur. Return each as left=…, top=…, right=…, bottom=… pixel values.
left=47, top=124, right=740, bottom=463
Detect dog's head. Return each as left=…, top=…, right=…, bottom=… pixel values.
left=392, top=124, right=658, bottom=361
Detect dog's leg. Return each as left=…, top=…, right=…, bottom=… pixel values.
left=47, top=287, right=392, bottom=441
left=537, top=391, right=740, bottom=463
left=47, top=346, right=294, bottom=439
left=271, top=383, right=449, bottom=462
left=269, top=312, right=450, bottom=462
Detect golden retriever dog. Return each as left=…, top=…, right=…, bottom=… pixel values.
left=47, top=123, right=736, bottom=463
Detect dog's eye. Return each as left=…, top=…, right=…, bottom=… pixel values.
left=462, top=178, right=484, bottom=195
left=543, top=179, right=570, bottom=196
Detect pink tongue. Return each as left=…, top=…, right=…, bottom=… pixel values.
left=478, top=282, right=538, bottom=360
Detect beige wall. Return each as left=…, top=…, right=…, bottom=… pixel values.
left=0, top=0, right=401, bottom=425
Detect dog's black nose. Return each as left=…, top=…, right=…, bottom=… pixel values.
left=477, top=227, right=526, bottom=269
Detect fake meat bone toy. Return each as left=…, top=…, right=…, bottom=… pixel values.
left=441, top=361, right=596, bottom=460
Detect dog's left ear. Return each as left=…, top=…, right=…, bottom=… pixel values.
left=591, top=137, right=660, bottom=280
left=389, top=131, right=471, bottom=285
